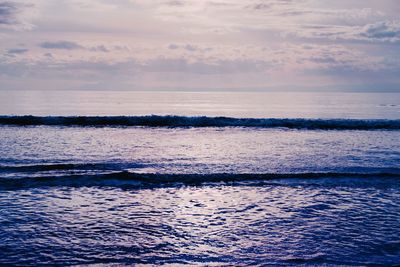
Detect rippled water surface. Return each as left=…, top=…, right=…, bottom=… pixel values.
left=0, top=126, right=399, bottom=177
left=1, top=91, right=400, bottom=265
left=1, top=182, right=400, bottom=266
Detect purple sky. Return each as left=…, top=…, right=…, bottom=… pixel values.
left=1, top=0, right=400, bottom=91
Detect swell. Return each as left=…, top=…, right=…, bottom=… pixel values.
left=0, top=163, right=145, bottom=173
left=0, top=115, right=399, bottom=130
left=1, top=171, right=399, bottom=189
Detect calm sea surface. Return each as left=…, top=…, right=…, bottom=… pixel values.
left=0, top=91, right=399, bottom=266
left=1, top=90, right=399, bottom=118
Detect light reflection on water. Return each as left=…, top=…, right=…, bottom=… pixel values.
left=0, top=127, right=399, bottom=176
left=1, top=182, right=399, bottom=266
left=1, top=91, right=399, bottom=119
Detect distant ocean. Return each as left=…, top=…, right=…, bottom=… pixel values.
left=1, top=91, right=400, bottom=266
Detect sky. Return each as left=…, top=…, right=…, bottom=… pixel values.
left=0, top=0, right=400, bottom=91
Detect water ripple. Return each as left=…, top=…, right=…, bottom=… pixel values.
left=1, top=183, right=399, bottom=266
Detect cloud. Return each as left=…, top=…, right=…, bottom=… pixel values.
left=141, top=57, right=270, bottom=74
left=152, top=0, right=393, bottom=43
left=0, top=1, right=34, bottom=29
left=292, top=20, right=400, bottom=43
left=168, top=44, right=179, bottom=50
left=360, top=20, right=400, bottom=41
left=6, top=48, right=28, bottom=54
left=164, top=0, right=185, bottom=6
left=89, top=45, right=110, bottom=52
left=183, top=44, right=196, bottom=51
left=167, top=43, right=213, bottom=53
left=168, top=43, right=198, bottom=51
left=1, top=42, right=388, bottom=79
left=1, top=41, right=398, bottom=91
left=38, top=41, right=124, bottom=52
left=1, top=0, right=400, bottom=91
left=247, top=0, right=297, bottom=10
left=39, top=41, right=84, bottom=50
left=0, top=1, right=18, bottom=25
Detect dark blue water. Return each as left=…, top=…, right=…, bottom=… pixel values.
left=1, top=180, right=400, bottom=266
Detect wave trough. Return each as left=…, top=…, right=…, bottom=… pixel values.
left=0, top=115, right=399, bottom=130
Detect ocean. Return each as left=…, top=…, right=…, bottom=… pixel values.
left=0, top=91, right=399, bottom=266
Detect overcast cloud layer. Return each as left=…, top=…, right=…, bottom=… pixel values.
left=0, top=0, right=399, bottom=91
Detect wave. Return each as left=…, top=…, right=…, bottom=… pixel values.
left=0, top=162, right=145, bottom=173
left=0, top=115, right=399, bottom=130
left=1, top=171, right=399, bottom=190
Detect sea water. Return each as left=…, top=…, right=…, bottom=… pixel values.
left=0, top=91, right=399, bottom=266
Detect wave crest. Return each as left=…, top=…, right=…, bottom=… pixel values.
left=1, top=171, right=399, bottom=190
left=0, top=115, right=399, bottom=130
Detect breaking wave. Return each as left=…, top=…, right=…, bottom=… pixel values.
left=0, top=115, right=399, bottom=130
left=1, top=169, right=399, bottom=189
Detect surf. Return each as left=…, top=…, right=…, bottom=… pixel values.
left=0, top=115, right=399, bottom=130
left=1, top=169, right=400, bottom=190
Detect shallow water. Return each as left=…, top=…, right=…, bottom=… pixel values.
left=1, top=182, right=400, bottom=266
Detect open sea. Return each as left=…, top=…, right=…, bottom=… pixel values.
left=0, top=91, right=400, bottom=266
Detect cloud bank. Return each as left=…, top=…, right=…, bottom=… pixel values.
left=0, top=0, right=399, bottom=91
